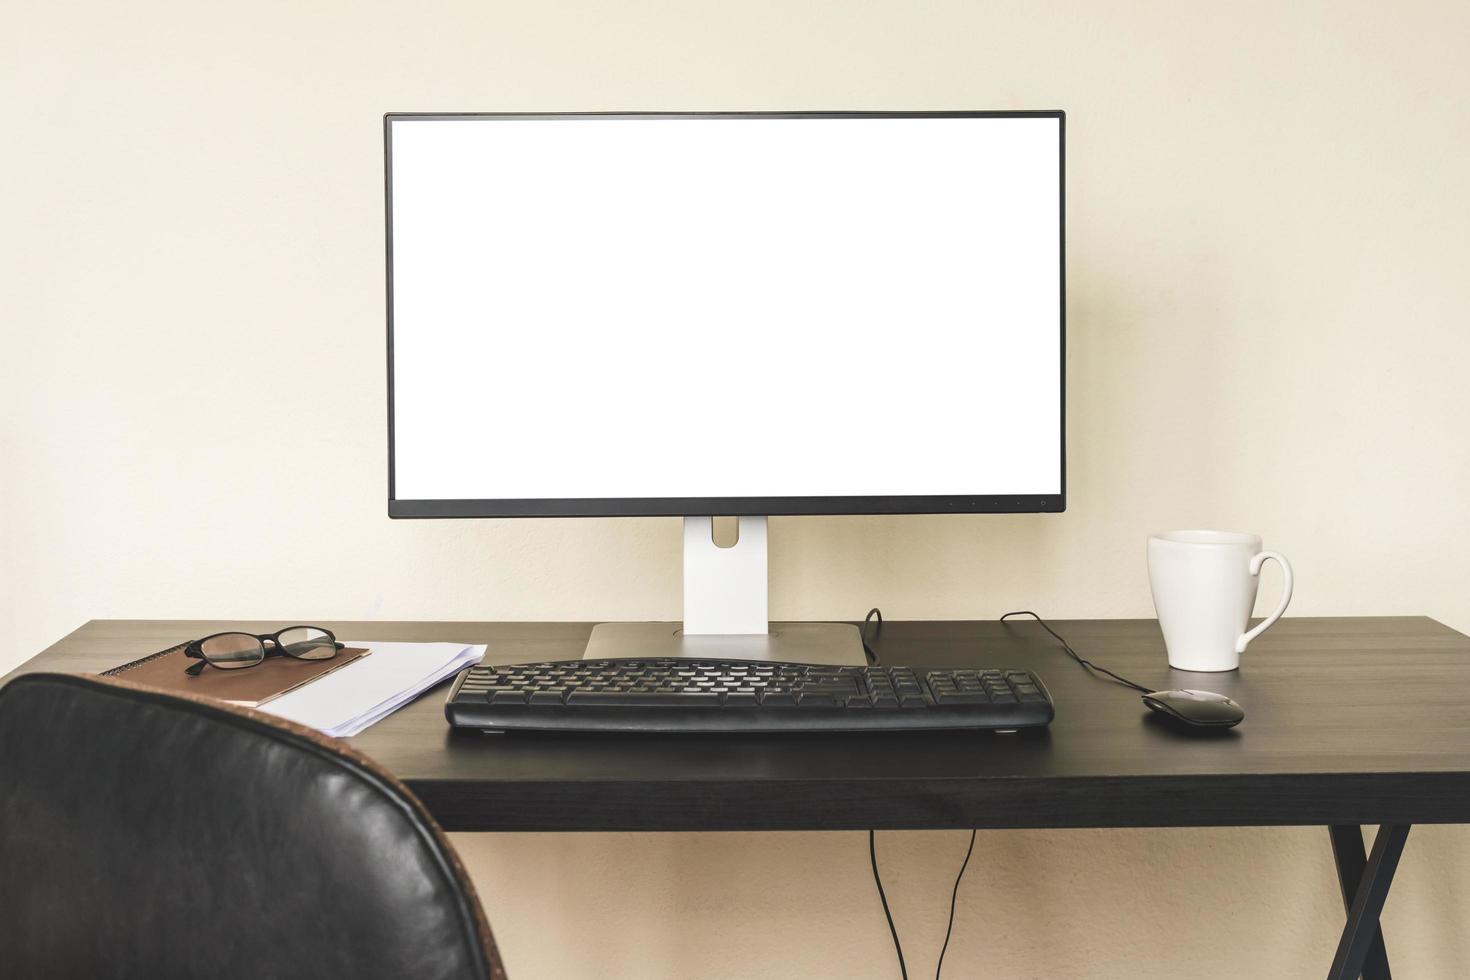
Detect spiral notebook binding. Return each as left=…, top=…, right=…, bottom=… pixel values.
left=100, top=643, right=187, bottom=677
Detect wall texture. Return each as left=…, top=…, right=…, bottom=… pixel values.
left=4, top=1, right=1469, bottom=976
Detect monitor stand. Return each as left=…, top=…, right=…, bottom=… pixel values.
left=582, top=516, right=867, bottom=665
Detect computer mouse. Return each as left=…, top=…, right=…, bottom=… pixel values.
left=1141, top=689, right=1244, bottom=728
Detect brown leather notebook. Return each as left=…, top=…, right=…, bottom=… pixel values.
left=99, top=643, right=370, bottom=707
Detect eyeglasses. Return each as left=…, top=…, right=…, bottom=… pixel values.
left=183, top=626, right=344, bottom=676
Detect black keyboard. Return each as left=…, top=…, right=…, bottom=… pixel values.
left=445, top=658, right=1054, bottom=733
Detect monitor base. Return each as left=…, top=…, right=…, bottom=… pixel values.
left=582, top=622, right=867, bottom=666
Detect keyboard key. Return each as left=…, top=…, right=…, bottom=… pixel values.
left=568, top=691, right=721, bottom=706
left=806, top=684, right=858, bottom=698
left=932, top=691, right=990, bottom=704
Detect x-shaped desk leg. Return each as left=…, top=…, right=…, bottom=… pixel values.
left=1327, top=824, right=1410, bottom=980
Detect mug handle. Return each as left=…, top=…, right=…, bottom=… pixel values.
left=1235, top=551, right=1294, bottom=653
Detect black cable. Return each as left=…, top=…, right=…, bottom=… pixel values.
left=862, top=607, right=884, bottom=664
left=934, top=829, right=977, bottom=980
left=862, top=607, right=1147, bottom=979
left=869, top=830, right=909, bottom=980
left=999, top=610, right=1154, bottom=694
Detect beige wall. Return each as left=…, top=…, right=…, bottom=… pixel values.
left=4, top=0, right=1469, bottom=976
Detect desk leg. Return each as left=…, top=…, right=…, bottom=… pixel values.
left=1326, top=824, right=1409, bottom=980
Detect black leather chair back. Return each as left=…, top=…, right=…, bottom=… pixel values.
left=0, top=672, right=506, bottom=980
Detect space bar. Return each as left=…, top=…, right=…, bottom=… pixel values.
left=566, top=692, right=723, bottom=706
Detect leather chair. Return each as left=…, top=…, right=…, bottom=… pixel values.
left=0, top=672, right=507, bottom=979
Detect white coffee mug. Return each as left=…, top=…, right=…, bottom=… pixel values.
left=1147, top=530, right=1294, bottom=672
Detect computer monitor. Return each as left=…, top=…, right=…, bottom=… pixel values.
left=386, top=111, right=1065, bottom=663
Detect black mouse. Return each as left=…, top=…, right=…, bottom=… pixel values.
left=1142, top=689, right=1244, bottom=728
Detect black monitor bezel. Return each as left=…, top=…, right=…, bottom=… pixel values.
left=385, top=110, right=1066, bottom=518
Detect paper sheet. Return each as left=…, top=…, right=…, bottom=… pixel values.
left=260, top=641, right=485, bottom=737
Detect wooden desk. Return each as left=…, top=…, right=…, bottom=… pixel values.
left=9, top=615, right=1467, bottom=980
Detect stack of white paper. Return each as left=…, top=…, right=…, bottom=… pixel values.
left=260, top=641, right=485, bottom=737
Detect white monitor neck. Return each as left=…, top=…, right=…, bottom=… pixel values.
left=683, top=516, right=768, bottom=635
left=579, top=515, right=865, bottom=665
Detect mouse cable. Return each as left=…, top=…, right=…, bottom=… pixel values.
left=999, top=610, right=1153, bottom=694
left=869, top=830, right=909, bottom=980
left=934, top=828, right=977, bottom=980
left=862, top=607, right=1148, bottom=694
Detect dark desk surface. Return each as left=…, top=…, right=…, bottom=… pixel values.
left=8, top=617, right=1470, bottom=832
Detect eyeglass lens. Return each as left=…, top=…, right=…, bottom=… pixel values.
left=277, top=627, right=336, bottom=660
left=200, top=633, right=266, bottom=669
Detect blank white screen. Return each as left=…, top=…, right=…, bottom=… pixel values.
left=389, top=115, right=1061, bottom=502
